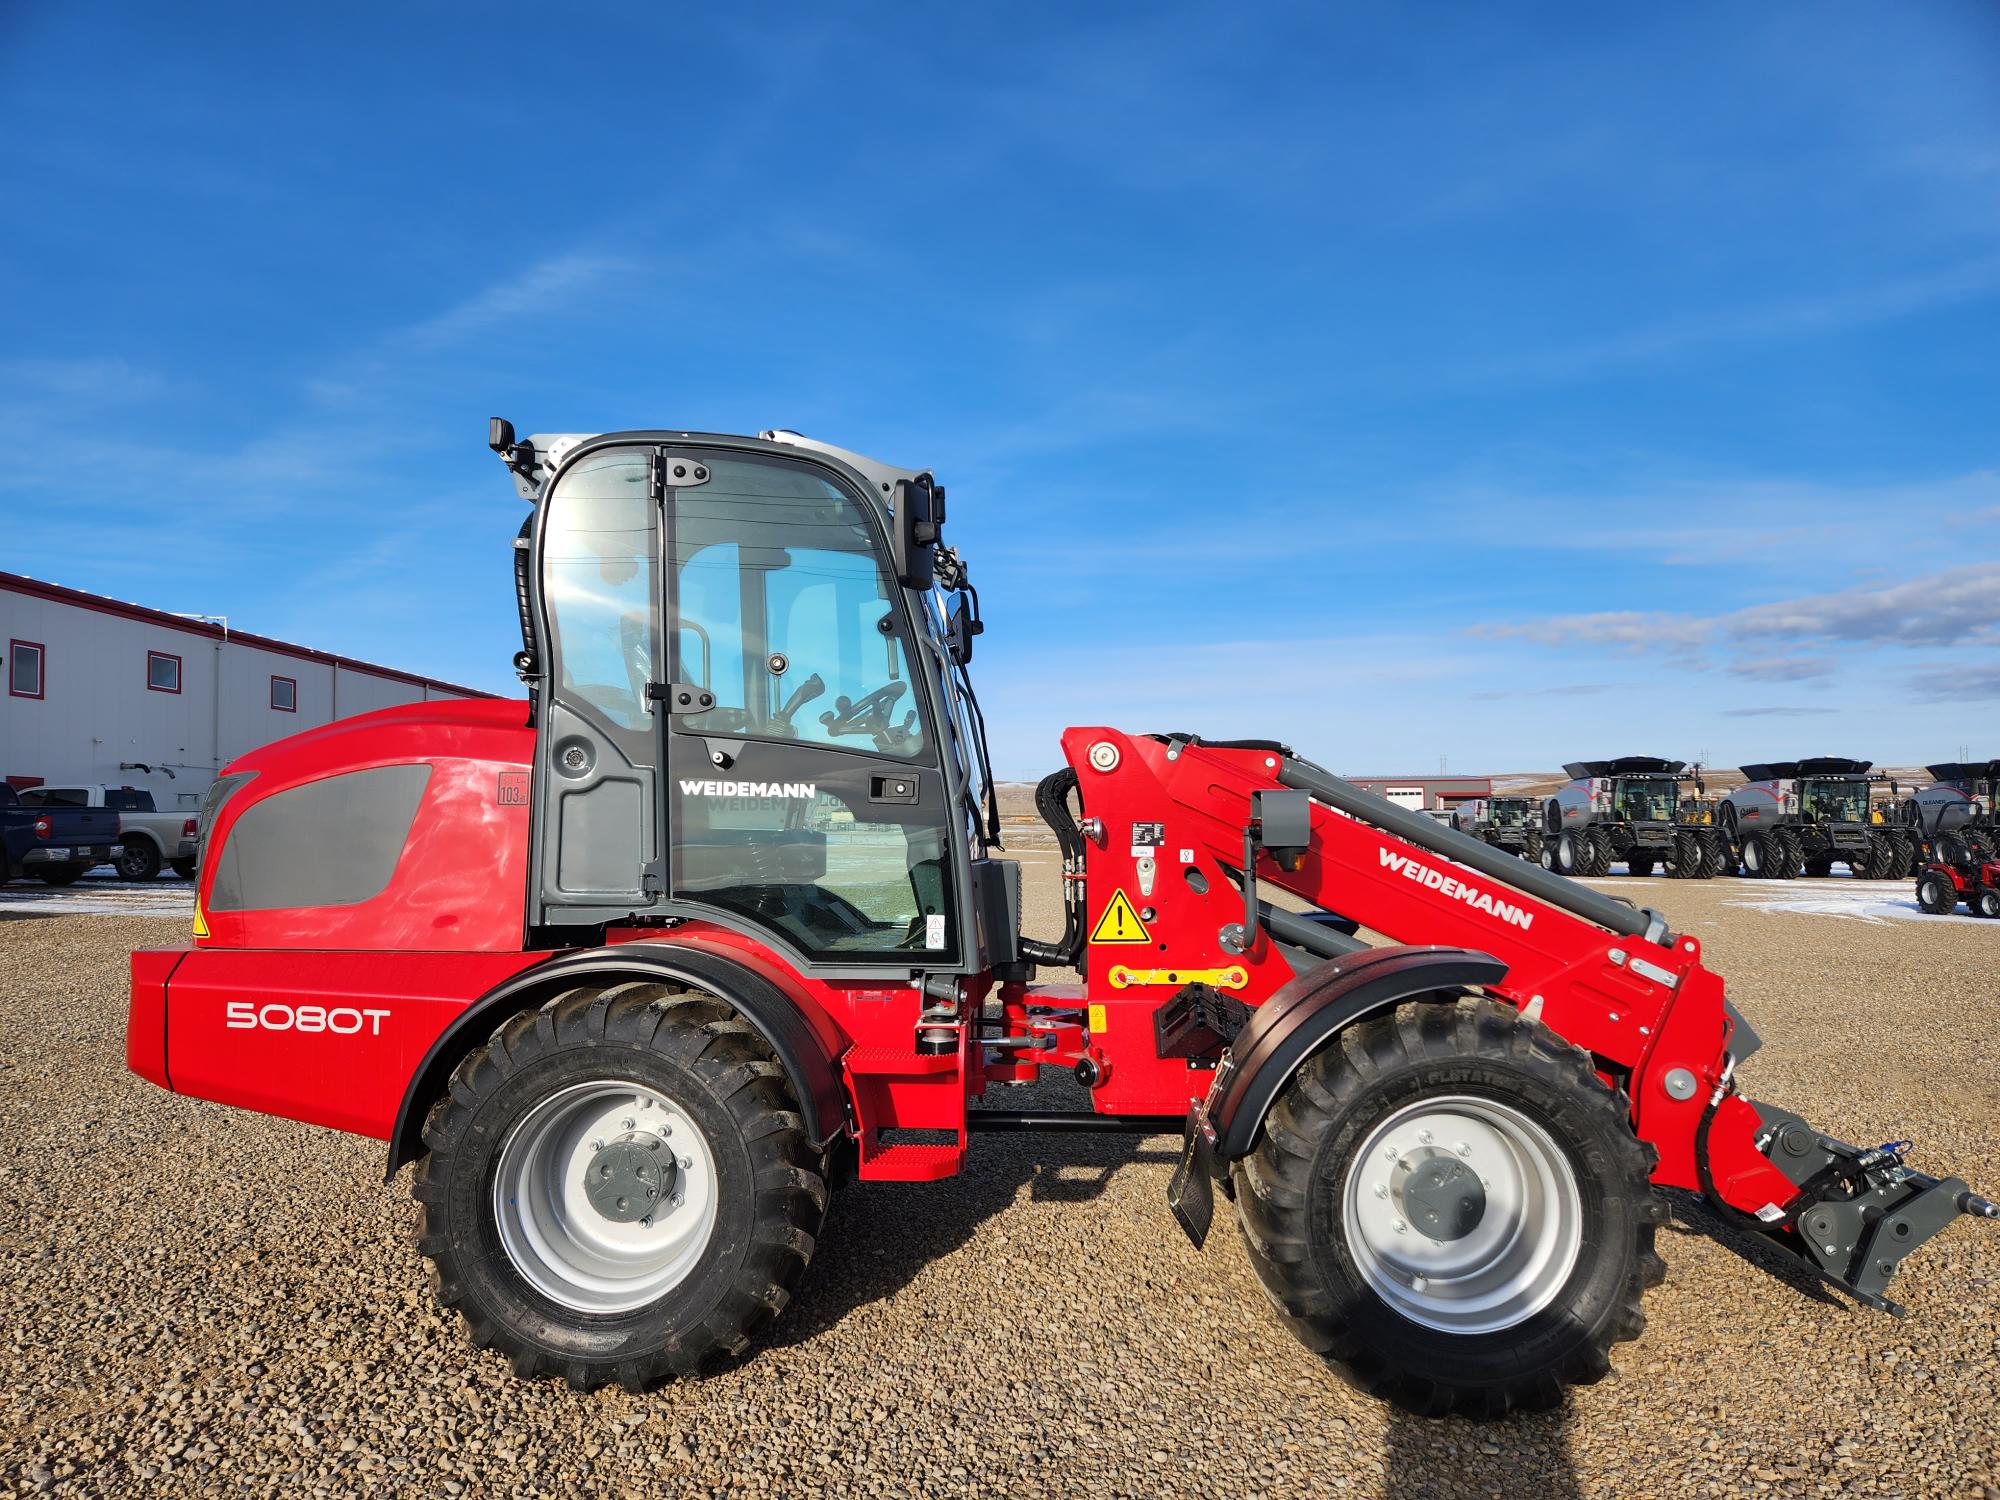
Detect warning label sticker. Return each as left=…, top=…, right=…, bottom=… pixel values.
left=1089, top=890, right=1151, bottom=944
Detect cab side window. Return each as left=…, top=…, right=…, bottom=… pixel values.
left=542, top=450, right=658, bottom=735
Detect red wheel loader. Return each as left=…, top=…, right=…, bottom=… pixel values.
left=126, top=424, right=1995, bottom=1416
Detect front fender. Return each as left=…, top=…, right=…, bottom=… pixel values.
left=383, top=942, right=849, bottom=1180
left=1208, top=944, right=1509, bottom=1161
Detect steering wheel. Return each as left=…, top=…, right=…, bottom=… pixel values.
left=821, top=680, right=909, bottom=750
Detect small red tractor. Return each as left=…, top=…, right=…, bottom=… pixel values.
left=126, top=424, right=1995, bottom=1416
left=1915, top=849, right=2000, bottom=919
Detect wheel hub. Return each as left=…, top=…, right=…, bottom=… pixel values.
left=1343, top=1095, right=1584, bottom=1334
left=492, top=1081, right=719, bottom=1314
left=1398, top=1155, right=1486, bottom=1241
left=583, top=1138, right=678, bottom=1223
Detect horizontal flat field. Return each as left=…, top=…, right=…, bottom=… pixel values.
left=1, top=865, right=1996, bottom=1498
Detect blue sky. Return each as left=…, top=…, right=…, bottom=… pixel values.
left=5, top=3, right=1998, bottom=778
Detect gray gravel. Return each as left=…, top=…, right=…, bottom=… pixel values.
left=1, top=862, right=1997, bottom=1498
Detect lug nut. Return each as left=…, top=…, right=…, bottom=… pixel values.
left=679, top=1157, right=692, bottom=1169
left=1455, top=1142, right=1472, bottom=1157
left=622, top=1118, right=635, bottom=1131
left=1411, top=1275, right=1428, bottom=1292
left=1391, top=1219, right=1407, bottom=1234
left=1383, top=1146, right=1398, bottom=1160
left=1417, top=1129, right=1434, bottom=1145
left=1373, top=1183, right=1389, bottom=1199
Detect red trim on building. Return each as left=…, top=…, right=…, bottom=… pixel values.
left=271, top=674, right=298, bottom=712
left=147, top=649, right=183, bottom=694
left=8, top=639, right=45, bottom=700
left=0, top=571, right=493, bottom=699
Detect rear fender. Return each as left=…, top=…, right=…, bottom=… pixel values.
left=384, top=943, right=849, bottom=1180
left=1207, top=945, right=1509, bottom=1161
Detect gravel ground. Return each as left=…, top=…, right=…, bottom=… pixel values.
left=1, top=863, right=1997, bottom=1498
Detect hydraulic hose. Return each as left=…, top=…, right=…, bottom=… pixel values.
left=1020, top=768, right=1085, bottom=968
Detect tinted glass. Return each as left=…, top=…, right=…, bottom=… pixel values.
left=544, top=450, right=658, bottom=734
left=148, top=653, right=180, bottom=691
left=10, top=643, right=41, bottom=695
left=209, top=765, right=430, bottom=912
left=673, top=457, right=924, bottom=759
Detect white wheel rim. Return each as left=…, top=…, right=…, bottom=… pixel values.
left=493, top=1080, right=720, bottom=1314
left=1342, top=1094, right=1584, bottom=1335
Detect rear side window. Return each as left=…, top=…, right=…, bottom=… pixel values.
left=22, top=787, right=86, bottom=807
left=209, top=765, right=431, bottom=913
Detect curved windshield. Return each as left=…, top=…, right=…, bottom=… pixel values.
left=1614, top=779, right=1676, bottom=823
left=1803, top=780, right=1870, bottom=824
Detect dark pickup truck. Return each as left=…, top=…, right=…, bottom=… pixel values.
left=0, top=784, right=119, bottom=886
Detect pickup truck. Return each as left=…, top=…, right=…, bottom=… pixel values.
left=17, top=785, right=198, bottom=879
left=0, top=784, right=120, bottom=886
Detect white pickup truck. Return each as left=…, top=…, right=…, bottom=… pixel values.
left=17, top=785, right=198, bottom=880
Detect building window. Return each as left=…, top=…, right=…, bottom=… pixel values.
left=147, top=650, right=183, bottom=694
left=271, top=675, right=297, bottom=712
left=8, top=640, right=44, bottom=699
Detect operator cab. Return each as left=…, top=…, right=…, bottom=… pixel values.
left=1801, top=777, right=1869, bottom=826
left=492, top=423, right=1001, bottom=975
left=1612, top=777, right=1675, bottom=824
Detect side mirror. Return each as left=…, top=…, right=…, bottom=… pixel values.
left=891, top=475, right=938, bottom=591
left=489, top=416, right=516, bottom=453
left=947, top=590, right=983, bottom=665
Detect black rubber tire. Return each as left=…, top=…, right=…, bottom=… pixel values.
left=1704, top=833, right=1731, bottom=878
left=1978, top=889, right=2000, bottom=920
left=1741, top=834, right=1770, bottom=878
left=1586, top=829, right=1614, bottom=877
left=170, top=858, right=197, bottom=880
left=34, top=865, right=86, bottom=886
left=1802, top=855, right=1833, bottom=879
left=1771, top=830, right=1801, bottom=880
left=412, top=983, right=829, bottom=1391
left=116, top=839, right=162, bottom=881
left=1936, top=833, right=1971, bottom=869
left=1538, top=840, right=1556, bottom=871
left=1554, top=831, right=1583, bottom=876
left=1627, top=853, right=1656, bottom=878
left=1916, top=872, right=1957, bottom=915
left=1522, top=830, right=1543, bottom=864
left=1232, top=998, right=1664, bottom=1418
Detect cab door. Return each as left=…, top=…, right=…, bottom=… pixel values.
left=531, top=444, right=668, bottom=922
left=664, top=451, right=956, bottom=968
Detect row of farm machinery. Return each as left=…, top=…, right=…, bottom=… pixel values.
left=1453, top=757, right=2000, bottom=906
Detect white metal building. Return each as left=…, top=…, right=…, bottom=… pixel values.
left=1, top=571, right=491, bottom=811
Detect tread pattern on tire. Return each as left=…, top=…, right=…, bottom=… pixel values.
left=1230, top=997, right=1664, bottom=1418
left=411, top=982, right=828, bottom=1392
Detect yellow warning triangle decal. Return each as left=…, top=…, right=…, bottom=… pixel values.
left=192, top=904, right=209, bottom=940
left=1089, top=889, right=1151, bottom=944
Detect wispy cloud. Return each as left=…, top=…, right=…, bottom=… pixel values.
left=1472, top=564, right=2000, bottom=687
left=1726, top=655, right=1835, bottom=682
left=1469, top=682, right=1614, bottom=701
left=395, top=252, right=639, bottom=353
left=1721, top=706, right=1838, bottom=718
left=1909, top=661, right=2000, bottom=703
left=1728, top=564, right=2000, bottom=648
left=1447, top=255, right=2000, bottom=388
